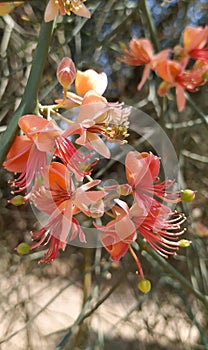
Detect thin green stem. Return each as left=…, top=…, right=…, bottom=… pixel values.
left=0, top=20, right=54, bottom=166
left=185, top=92, right=208, bottom=130
left=71, top=248, right=93, bottom=350
left=139, top=0, right=160, bottom=51
left=139, top=238, right=208, bottom=309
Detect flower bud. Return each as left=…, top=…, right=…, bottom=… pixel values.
left=138, top=279, right=151, bottom=294
left=181, top=189, right=196, bottom=202
left=179, top=239, right=191, bottom=248
left=16, top=242, right=30, bottom=255
left=8, top=195, right=25, bottom=206
left=117, top=184, right=132, bottom=196
left=57, top=57, right=76, bottom=89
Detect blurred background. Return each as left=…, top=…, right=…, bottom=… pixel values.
left=0, top=0, right=208, bottom=349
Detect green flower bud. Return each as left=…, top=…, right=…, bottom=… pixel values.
left=138, top=279, right=151, bottom=294
left=16, top=242, right=30, bottom=255
left=9, top=195, right=25, bottom=206
left=179, top=239, right=191, bottom=248
left=181, top=189, right=196, bottom=202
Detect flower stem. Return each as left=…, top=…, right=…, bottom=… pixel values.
left=129, top=245, right=145, bottom=280
left=71, top=248, right=92, bottom=349
left=185, top=92, right=208, bottom=130
left=139, top=0, right=160, bottom=51
left=0, top=20, right=54, bottom=166
left=139, top=238, right=208, bottom=308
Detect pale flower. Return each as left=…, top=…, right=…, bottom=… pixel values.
left=44, top=0, right=91, bottom=22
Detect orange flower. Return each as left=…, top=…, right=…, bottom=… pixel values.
left=174, top=26, right=208, bottom=66
left=120, top=38, right=154, bottom=66
left=183, top=25, right=208, bottom=61
left=63, top=90, right=129, bottom=158
left=119, top=38, right=170, bottom=90
left=44, top=0, right=90, bottom=22
left=95, top=202, right=136, bottom=261
left=156, top=58, right=208, bottom=111
left=57, top=57, right=76, bottom=90
left=125, top=151, right=181, bottom=214
left=4, top=115, right=60, bottom=191
left=29, top=162, right=106, bottom=262
left=75, top=69, right=108, bottom=97
left=56, top=67, right=108, bottom=108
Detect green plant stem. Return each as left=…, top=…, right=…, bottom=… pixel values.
left=71, top=248, right=92, bottom=349
left=185, top=92, right=208, bottom=130
left=139, top=0, right=160, bottom=51
left=0, top=20, right=54, bottom=166
left=139, top=239, right=208, bottom=309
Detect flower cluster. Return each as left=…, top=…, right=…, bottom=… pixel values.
left=119, top=25, right=208, bottom=112
left=44, top=0, right=91, bottom=22
left=4, top=56, right=193, bottom=291
left=0, top=0, right=90, bottom=19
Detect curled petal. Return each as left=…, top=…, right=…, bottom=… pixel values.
left=75, top=69, right=108, bottom=96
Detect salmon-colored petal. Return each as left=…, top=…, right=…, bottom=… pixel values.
left=155, top=60, right=182, bottom=83
left=183, top=26, right=208, bottom=52
left=115, top=215, right=136, bottom=243
left=72, top=3, right=91, bottom=18
left=131, top=38, right=153, bottom=61
left=80, top=179, right=101, bottom=191
left=78, top=92, right=109, bottom=123
left=35, top=131, right=58, bottom=152
left=75, top=69, right=108, bottom=96
left=19, top=115, right=51, bottom=136
left=44, top=0, right=58, bottom=22
left=84, top=190, right=106, bottom=202
left=140, top=152, right=160, bottom=182
left=19, top=115, right=60, bottom=152
left=157, top=81, right=171, bottom=96
left=137, top=64, right=150, bottom=90
left=126, top=151, right=160, bottom=189
left=48, top=162, right=68, bottom=192
left=63, top=123, right=83, bottom=138
left=65, top=91, right=83, bottom=105
left=60, top=200, right=73, bottom=242
left=82, top=90, right=107, bottom=105
left=101, top=232, right=129, bottom=261
left=176, top=85, right=186, bottom=112
left=151, top=49, right=171, bottom=69
left=125, top=151, right=150, bottom=187
left=87, top=133, right=110, bottom=158
left=3, top=136, right=32, bottom=172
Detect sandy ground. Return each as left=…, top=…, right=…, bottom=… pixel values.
left=0, top=248, right=202, bottom=350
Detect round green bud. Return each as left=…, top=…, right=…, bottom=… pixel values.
left=179, top=239, right=191, bottom=248
left=181, top=189, right=196, bottom=202
left=138, top=279, right=151, bottom=294
left=9, top=195, right=25, bottom=206
left=16, top=242, right=30, bottom=255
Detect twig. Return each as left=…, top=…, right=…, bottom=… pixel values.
left=139, top=0, right=160, bottom=51
left=139, top=238, right=208, bottom=309
left=0, top=263, right=99, bottom=345
left=55, top=275, right=122, bottom=350
left=185, top=93, right=208, bottom=130
left=182, top=150, right=208, bottom=163
left=0, top=20, right=54, bottom=166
